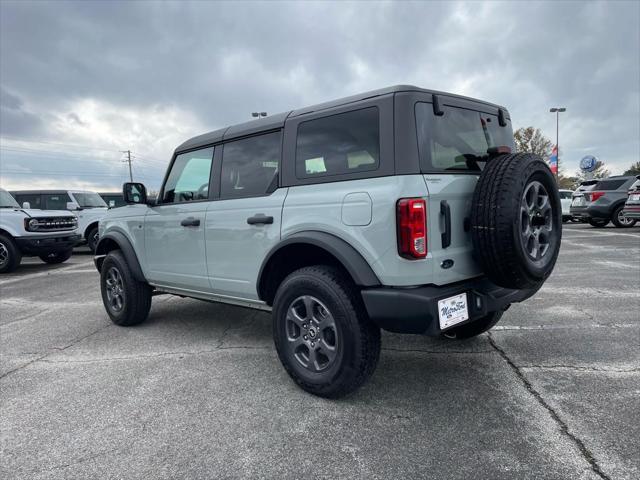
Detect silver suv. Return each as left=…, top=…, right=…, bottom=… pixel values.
left=95, top=86, right=562, bottom=397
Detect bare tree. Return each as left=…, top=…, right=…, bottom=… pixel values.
left=513, top=127, right=553, bottom=160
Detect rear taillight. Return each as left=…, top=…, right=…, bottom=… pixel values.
left=590, top=191, right=605, bottom=202
left=397, top=198, right=427, bottom=259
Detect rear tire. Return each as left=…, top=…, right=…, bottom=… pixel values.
left=470, top=153, right=562, bottom=289
left=39, top=249, right=73, bottom=264
left=100, top=250, right=152, bottom=326
left=588, top=218, right=609, bottom=228
left=611, top=205, right=637, bottom=228
left=442, top=310, right=504, bottom=339
left=272, top=265, right=381, bottom=398
left=0, top=233, right=21, bottom=274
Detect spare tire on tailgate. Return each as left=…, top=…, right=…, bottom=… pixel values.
left=470, top=153, right=562, bottom=289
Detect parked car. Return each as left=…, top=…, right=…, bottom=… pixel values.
left=11, top=190, right=108, bottom=251
left=94, top=85, right=562, bottom=398
left=622, top=175, right=640, bottom=220
left=559, top=189, right=574, bottom=222
left=569, top=176, right=637, bottom=228
left=99, top=192, right=126, bottom=209
left=0, top=188, right=80, bottom=273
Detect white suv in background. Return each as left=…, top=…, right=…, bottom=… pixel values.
left=11, top=190, right=108, bottom=252
left=0, top=189, right=80, bottom=273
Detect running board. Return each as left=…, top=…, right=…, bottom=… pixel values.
left=149, top=283, right=272, bottom=312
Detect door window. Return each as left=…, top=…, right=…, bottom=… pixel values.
left=14, top=194, right=42, bottom=208
left=295, top=107, right=380, bottom=179
left=220, top=131, right=281, bottom=199
left=44, top=193, right=72, bottom=210
left=162, top=147, right=214, bottom=203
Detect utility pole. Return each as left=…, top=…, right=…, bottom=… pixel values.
left=549, top=107, right=566, bottom=181
left=121, top=150, right=133, bottom=182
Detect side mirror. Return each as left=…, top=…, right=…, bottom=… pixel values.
left=22, top=201, right=31, bottom=209
left=123, top=182, right=147, bottom=204
left=66, top=202, right=80, bottom=210
left=108, top=200, right=116, bottom=208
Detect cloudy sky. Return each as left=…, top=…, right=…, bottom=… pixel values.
left=1, top=0, right=638, bottom=192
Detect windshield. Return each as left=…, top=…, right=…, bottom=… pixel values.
left=72, top=192, right=108, bottom=208
left=0, top=190, right=20, bottom=208
left=416, top=102, right=515, bottom=172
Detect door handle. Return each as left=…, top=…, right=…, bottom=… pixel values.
left=247, top=214, right=274, bottom=225
left=180, top=217, right=200, bottom=227
left=440, top=200, right=451, bottom=248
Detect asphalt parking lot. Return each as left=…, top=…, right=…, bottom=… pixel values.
left=1, top=223, right=638, bottom=480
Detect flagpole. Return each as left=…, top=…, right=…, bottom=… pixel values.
left=549, top=107, right=566, bottom=183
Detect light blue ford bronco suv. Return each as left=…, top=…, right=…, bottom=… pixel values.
left=95, top=86, right=562, bottom=398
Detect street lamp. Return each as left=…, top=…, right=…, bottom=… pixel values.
left=549, top=107, right=566, bottom=180
left=251, top=112, right=268, bottom=119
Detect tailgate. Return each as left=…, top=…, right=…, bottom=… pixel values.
left=423, top=174, right=482, bottom=285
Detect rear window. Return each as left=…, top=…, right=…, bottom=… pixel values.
left=594, top=179, right=626, bottom=191
left=415, top=103, right=515, bottom=172
left=295, top=107, right=380, bottom=178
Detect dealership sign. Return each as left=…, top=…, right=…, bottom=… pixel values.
left=580, top=155, right=598, bottom=172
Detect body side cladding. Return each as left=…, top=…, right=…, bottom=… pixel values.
left=94, top=231, right=146, bottom=282
left=257, top=231, right=381, bottom=302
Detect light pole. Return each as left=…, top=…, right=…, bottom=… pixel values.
left=251, top=112, right=267, bottom=119
left=549, top=107, right=566, bottom=181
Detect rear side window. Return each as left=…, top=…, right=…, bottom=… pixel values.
left=559, top=191, right=573, bottom=199
left=295, top=107, right=380, bottom=178
left=220, top=131, right=281, bottom=199
left=163, top=147, right=214, bottom=203
left=415, top=103, right=515, bottom=172
left=44, top=193, right=72, bottom=210
left=594, top=179, right=626, bottom=191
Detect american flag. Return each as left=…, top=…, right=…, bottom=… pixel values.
left=549, top=145, right=558, bottom=174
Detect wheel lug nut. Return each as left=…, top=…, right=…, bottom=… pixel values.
left=303, top=335, right=308, bottom=340
left=303, top=324, right=307, bottom=329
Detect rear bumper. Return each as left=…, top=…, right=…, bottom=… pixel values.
left=15, top=233, right=81, bottom=255
left=570, top=204, right=611, bottom=220
left=361, top=277, right=539, bottom=336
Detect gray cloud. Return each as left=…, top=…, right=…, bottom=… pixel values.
left=0, top=0, right=638, bottom=190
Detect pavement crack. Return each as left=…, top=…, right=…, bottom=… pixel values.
left=487, top=332, right=612, bottom=480
left=521, top=364, right=639, bottom=373
left=0, top=322, right=112, bottom=380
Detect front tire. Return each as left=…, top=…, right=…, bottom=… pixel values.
left=87, top=226, right=99, bottom=252
left=39, top=249, right=73, bottom=264
left=0, top=234, right=21, bottom=274
left=100, top=251, right=152, bottom=326
left=611, top=205, right=637, bottom=228
left=272, top=265, right=381, bottom=398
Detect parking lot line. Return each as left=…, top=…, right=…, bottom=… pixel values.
left=0, top=260, right=94, bottom=286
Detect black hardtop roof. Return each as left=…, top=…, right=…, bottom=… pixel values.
left=176, top=85, right=509, bottom=152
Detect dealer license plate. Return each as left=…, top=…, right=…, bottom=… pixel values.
left=438, top=293, right=469, bottom=330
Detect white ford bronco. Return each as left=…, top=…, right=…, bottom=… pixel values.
left=0, top=188, right=80, bottom=273
left=95, top=86, right=561, bottom=398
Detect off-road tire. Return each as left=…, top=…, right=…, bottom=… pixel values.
left=272, top=265, right=381, bottom=399
left=87, top=226, right=99, bottom=253
left=611, top=204, right=637, bottom=228
left=0, top=233, right=21, bottom=274
left=589, top=218, right=609, bottom=228
left=100, top=250, right=152, bottom=326
left=471, top=153, right=562, bottom=289
left=38, top=249, right=73, bottom=264
left=442, top=310, right=504, bottom=340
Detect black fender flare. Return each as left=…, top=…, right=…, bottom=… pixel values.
left=257, top=231, right=380, bottom=300
left=94, top=231, right=146, bottom=282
